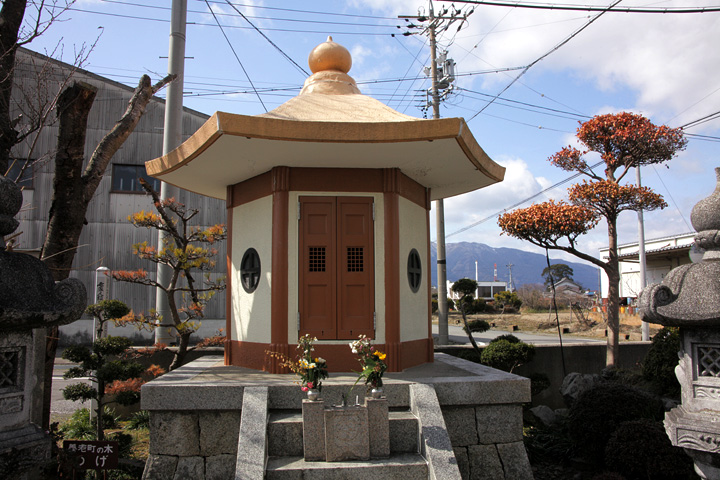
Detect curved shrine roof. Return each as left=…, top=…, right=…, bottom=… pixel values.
left=145, top=37, right=505, bottom=201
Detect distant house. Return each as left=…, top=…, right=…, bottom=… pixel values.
left=10, top=48, right=226, bottom=342
left=598, top=232, right=695, bottom=302
left=447, top=280, right=507, bottom=301
left=552, top=277, right=582, bottom=293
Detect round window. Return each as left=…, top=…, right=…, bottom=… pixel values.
left=407, top=248, right=422, bottom=293
left=240, top=248, right=261, bottom=293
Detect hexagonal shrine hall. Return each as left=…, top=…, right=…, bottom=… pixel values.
left=146, top=37, right=505, bottom=373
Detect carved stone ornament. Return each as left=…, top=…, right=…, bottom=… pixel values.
left=639, top=167, right=720, bottom=479
left=0, top=175, right=86, bottom=332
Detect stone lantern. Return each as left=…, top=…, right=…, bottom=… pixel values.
left=0, top=175, right=86, bottom=478
left=145, top=37, right=505, bottom=373
left=639, top=167, right=720, bottom=479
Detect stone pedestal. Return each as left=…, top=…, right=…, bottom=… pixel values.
left=302, top=399, right=325, bottom=461
left=366, top=397, right=390, bottom=458
left=324, top=405, right=370, bottom=462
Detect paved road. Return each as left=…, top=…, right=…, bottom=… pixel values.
left=51, top=361, right=91, bottom=418
left=431, top=323, right=604, bottom=346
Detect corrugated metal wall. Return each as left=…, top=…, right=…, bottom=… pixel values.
left=11, top=48, right=228, bottom=321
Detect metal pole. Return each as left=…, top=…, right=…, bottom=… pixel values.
left=637, top=167, right=649, bottom=341
left=429, top=3, right=449, bottom=345
left=155, top=0, right=187, bottom=345
left=475, top=260, right=478, bottom=298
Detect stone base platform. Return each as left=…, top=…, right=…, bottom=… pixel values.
left=141, top=353, right=532, bottom=479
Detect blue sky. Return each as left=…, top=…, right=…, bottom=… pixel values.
left=25, top=0, right=720, bottom=268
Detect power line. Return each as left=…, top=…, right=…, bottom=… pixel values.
left=450, top=1, right=720, bottom=14
left=203, top=0, right=267, bottom=112
left=467, top=0, right=621, bottom=121
left=222, top=0, right=309, bottom=77
left=446, top=160, right=604, bottom=238
left=196, top=0, right=399, bottom=20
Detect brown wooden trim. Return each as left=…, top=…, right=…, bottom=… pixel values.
left=271, top=167, right=290, bottom=351
left=383, top=169, right=401, bottom=372
left=230, top=170, right=272, bottom=207
left=398, top=338, right=433, bottom=370
left=426, top=207, right=433, bottom=355
left=228, top=167, right=427, bottom=209
left=290, top=168, right=383, bottom=193
left=225, top=186, right=234, bottom=365
left=228, top=339, right=430, bottom=372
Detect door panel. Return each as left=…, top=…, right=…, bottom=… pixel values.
left=299, top=196, right=374, bottom=340
left=299, top=197, right=336, bottom=339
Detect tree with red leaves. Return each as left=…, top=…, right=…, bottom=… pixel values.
left=499, top=112, right=686, bottom=366
left=111, top=179, right=227, bottom=370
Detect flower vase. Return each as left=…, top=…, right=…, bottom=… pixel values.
left=370, top=387, right=383, bottom=399
left=307, top=389, right=320, bottom=401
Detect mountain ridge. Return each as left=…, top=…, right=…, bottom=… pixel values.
left=430, top=241, right=600, bottom=291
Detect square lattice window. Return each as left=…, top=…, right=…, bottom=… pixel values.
left=0, top=349, right=20, bottom=388
left=698, top=346, right=720, bottom=377
left=309, top=247, right=326, bottom=272
left=347, top=247, right=363, bottom=272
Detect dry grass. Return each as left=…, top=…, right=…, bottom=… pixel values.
left=441, top=309, right=662, bottom=341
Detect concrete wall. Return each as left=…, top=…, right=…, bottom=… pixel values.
left=436, top=342, right=652, bottom=409
left=398, top=196, right=429, bottom=342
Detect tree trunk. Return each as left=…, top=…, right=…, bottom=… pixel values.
left=41, top=81, right=97, bottom=430
left=0, top=0, right=27, bottom=174
left=170, top=332, right=192, bottom=371
left=40, top=74, right=175, bottom=429
left=605, top=216, right=621, bottom=367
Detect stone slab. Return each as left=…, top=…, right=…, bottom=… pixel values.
left=173, top=456, right=204, bottom=480
left=199, top=411, right=241, bottom=456
left=268, top=412, right=303, bottom=457
left=453, top=446, right=469, bottom=479
left=235, top=386, right=268, bottom=480
left=302, top=399, right=326, bottom=461
left=149, top=411, right=200, bottom=456
left=475, top=404, right=523, bottom=445
left=142, top=454, right=178, bottom=480
left=442, top=406, right=478, bottom=446
left=468, top=444, right=503, bottom=480
left=366, top=397, right=390, bottom=458
left=324, top=405, right=369, bottom=462
left=208, top=454, right=235, bottom=480
left=388, top=411, right=419, bottom=453
left=496, top=441, right=533, bottom=480
left=265, top=453, right=428, bottom=480
left=410, top=383, right=462, bottom=480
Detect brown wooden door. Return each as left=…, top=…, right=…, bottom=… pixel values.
left=299, top=196, right=374, bottom=339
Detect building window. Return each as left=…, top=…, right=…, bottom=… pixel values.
left=407, top=249, right=422, bottom=293
left=240, top=248, right=261, bottom=293
left=6, top=158, right=34, bottom=189
left=111, top=164, right=160, bottom=193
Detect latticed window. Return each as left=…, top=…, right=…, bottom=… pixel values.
left=347, top=247, right=363, bottom=272
left=309, top=247, right=326, bottom=272
left=698, top=346, right=720, bottom=377
left=0, top=349, right=20, bottom=388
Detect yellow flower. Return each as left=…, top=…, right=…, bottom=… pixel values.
left=376, top=352, right=387, bottom=361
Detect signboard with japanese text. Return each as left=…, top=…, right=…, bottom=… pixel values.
left=64, top=440, right=119, bottom=470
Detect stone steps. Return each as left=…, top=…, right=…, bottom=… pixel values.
left=265, top=453, right=429, bottom=479
left=267, top=410, right=419, bottom=457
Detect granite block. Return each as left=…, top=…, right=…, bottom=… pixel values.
left=453, top=446, right=469, bottom=479
left=389, top=412, right=419, bottom=453
left=467, top=444, right=503, bottom=480
left=199, top=411, right=242, bottom=456
left=149, top=411, right=200, bottom=456
left=410, top=383, right=462, bottom=479
left=475, top=404, right=522, bottom=445
left=236, top=386, right=268, bottom=480
left=268, top=412, right=303, bottom=457
left=366, top=397, right=390, bottom=458
left=173, top=456, right=204, bottom=480
left=442, top=406, right=478, bottom=446
left=324, top=405, right=369, bottom=462
left=302, top=399, right=326, bottom=461
left=496, top=442, right=533, bottom=480
left=207, top=454, right=235, bottom=480
left=142, top=454, right=178, bottom=480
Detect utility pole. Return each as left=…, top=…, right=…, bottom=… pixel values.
left=156, top=0, right=187, bottom=344
left=506, top=263, right=514, bottom=292
left=399, top=1, right=469, bottom=346
left=637, top=167, right=649, bottom=341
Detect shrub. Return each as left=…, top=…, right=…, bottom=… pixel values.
left=604, top=418, right=694, bottom=479
left=481, top=335, right=534, bottom=372
left=127, top=410, right=151, bottom=430
left=466, top=298, right=487, bottom=314
left=567, top=383, right=664, bottom=466
left=494, top=290, right=522, bottom=309
left=642, top=327, right=681, bottom=397
left=463, top=319, right=490, bottom=334
left=529, top=372, right=551, bottom=397
left=59, top=407, right=120, bottom=440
